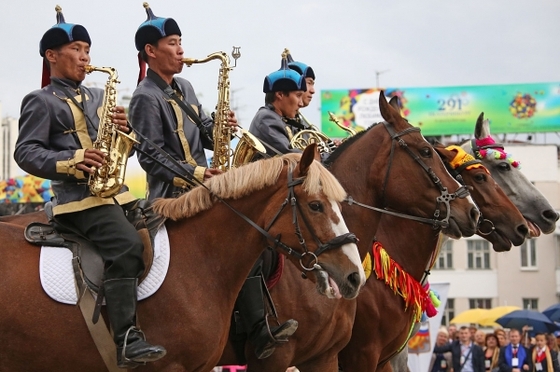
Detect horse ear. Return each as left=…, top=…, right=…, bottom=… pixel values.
left=474, top=112, right=491, bottom=139
left=378, top=90, right=395, bottom=121
left=388, top=95, right=400, bottom=112
left=297, top=143, right=318, bottom=177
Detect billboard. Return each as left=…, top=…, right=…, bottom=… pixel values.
left=321, top=83, right=560, bottom=136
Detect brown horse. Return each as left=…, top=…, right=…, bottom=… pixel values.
left=0, top=146, right=366, bottom=372
left=217, top=93, right=481, bottom=371
left=337, top=143, right=529, bottom=372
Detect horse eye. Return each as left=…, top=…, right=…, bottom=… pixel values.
left=498, top=162, right=511, bottom=171
left=474, top=173, right=486, bottom=182
left=309, top=201, right=324, bottom=212
left=419, top=147, right=432, bottom=158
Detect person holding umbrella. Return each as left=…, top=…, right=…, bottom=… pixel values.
left=498, top=328, right=532, bottom=372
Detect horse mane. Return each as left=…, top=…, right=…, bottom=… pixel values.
left=152, top=153, right=347, bottom=220
left=324, top=124, right=376, bottom=167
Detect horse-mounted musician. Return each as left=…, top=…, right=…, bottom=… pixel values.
left=130, top=3, right=238, bottom=199
left=248, top=53, right=308, bottom=156
left=249, top=50, right=336, bottom=159
left=13, top=6, right=166, bottom=369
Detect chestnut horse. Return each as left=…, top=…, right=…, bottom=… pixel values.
left=0, top=146, right=366, bottom=372
left=217, top=93, right=481, bottom=371
left=338, top=143, right=529, bottom=372
left=341, top=113, right=559, bottom=372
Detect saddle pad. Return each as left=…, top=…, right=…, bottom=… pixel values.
left=39, top=224, right=170, bottom=305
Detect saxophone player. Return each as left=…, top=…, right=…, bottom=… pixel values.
left=14, top=6, right=166, bottom=368
left=129, top=3, right=238, bottom=200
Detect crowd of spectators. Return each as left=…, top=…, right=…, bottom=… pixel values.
left=431, top=324, right=560, bottom=372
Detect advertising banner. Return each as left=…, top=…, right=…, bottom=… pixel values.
left=321, top=83, right=560, bottom=136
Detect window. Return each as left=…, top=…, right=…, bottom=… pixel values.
left=434, top=240, right=453, bottom=269
left=441, top=298, right=455, bottom=326
left=523, top=298, right=538, bottom=310
left=469, top=298, right=492, bottom=309
left=520, top=239, right=537, bottom=268
left=467, top=240, right=490, bottom=269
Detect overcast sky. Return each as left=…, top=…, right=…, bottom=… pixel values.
left=2, top=0, right=559, bottom=137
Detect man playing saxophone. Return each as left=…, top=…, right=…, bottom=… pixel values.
left=130, top=3, right=297, bottom=362
left=14, top=6, right=166, bottom=368
left=129, top=3, right=238, bottom=199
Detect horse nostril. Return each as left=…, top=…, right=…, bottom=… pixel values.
left=347, top=272, right=361, bottom=289
left=543, top=209, right=560, bottom=222
left=517, top=224, right=529, bottom=237
left=470, top=207, right=480, bottom=223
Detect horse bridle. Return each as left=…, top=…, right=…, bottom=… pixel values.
left=262, top=167, right=358, bottom=272
left=345, top=121, right=470, bottom=229
left=442, top=151, right=495, bottom=236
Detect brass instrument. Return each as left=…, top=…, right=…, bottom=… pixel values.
left=328, top=111, right=357, bottom=137
left=183, top=47, right=265, bottom=170
left=85, top=65, right=138, bottom=198
left=289, top=111, right=357, bottom=154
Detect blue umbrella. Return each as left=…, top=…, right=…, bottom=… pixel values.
left=543, top=303, right=560, bottom=322
left=496, top=309, right=559, bottom=334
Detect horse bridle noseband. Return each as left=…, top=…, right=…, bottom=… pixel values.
left=262, top=167, right=357, bottom=272
left=346, top=121, right=470, bottom=229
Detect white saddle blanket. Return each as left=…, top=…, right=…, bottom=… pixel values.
left=39, top=225, right=170, bottom=305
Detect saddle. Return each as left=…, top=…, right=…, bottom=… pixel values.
left=24, top=199, right=166, bottom=293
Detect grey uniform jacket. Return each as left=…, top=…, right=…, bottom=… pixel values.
left=129, top=70, right=214, bottom=200
left=248, top=104, right=303, bottom=156
left=14, top=77, right=135, bottom=216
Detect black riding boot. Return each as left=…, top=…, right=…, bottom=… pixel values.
left=104, top=278, right=167, bottom=369
left=236, top=276, right=298, bottom=359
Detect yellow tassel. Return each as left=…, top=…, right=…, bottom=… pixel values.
left=362, top=253, right=372, bottom=280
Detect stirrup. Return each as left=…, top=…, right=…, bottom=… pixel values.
left=119, top=327, right=147, bottom=367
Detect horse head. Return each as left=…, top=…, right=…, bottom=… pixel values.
left=274, top=144, right=365, bottom=299
left=434, top=144, right=529, bottom=252
left=354, top=92, right=480, bottom=238
left=462, top=113, right=559, bottom=237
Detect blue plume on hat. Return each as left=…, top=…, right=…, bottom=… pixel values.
left=263, top=52, right=307, bottom=93
left=39, top=5, right=91, bottom=57
left=135, top=2, right=181, bottom=51
left=284, top=48, right=315, bottom=80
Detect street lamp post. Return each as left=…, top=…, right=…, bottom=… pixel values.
left=375, top=69, right=390, bottom=89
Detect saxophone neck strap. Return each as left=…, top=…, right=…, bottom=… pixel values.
left=146, top=69, right=213, bottom=144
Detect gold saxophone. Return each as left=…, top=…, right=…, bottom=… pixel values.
left=289, top=111, right=356, bottom=153
left=183, top=47, right=265, bottom=170
left=85, top=65, right=138, bottom=198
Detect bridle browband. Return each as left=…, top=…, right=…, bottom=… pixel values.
left=344, top=121, right=470, bottom=229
